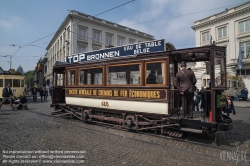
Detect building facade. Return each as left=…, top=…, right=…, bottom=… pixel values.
left=192, top=1, right=250, bottom=98
left=44, top=10, right=154, bottom=85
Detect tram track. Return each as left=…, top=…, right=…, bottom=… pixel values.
left=23, top=108, right=250, bottom=159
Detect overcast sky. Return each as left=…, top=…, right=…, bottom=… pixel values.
left=0, top=0, right=248, bottom=72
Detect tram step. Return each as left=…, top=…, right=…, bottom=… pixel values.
left=53, top=112, right=71, bottom=117
left=179, top=127, right=202, bottom=134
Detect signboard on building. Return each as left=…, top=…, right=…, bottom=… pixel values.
left=65, top=39, right=165, bottom=64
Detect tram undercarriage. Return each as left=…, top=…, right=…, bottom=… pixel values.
left=51, top=103, right=233, bottom=139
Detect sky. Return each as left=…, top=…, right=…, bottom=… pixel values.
left=0, top=0, right=249, bottom=72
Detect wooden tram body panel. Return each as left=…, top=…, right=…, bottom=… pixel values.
left=52, top=44, right=233, bottom=135
left=59, top=52, right=171, bottom=116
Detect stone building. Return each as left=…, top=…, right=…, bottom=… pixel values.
left=44, top=10, right=155, bottom=85
left=191, top=1, right=250, bottom=98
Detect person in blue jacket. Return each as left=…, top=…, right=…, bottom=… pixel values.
left=241, top=87, right=248, bottom=101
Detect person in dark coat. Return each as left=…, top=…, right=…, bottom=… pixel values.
left=146, top=70, right=157, bottom=84
left=40, top=87, right=44, bottom=101
left=31, top=86, right=37, bottom=102
left=224, top=95, right=236, bottom=116
left=174, top=61, right=197, bottom=118
left=49, top=86, right=53, bottom=99
left=0, top=82, right=14, bottom=110
left=241, top=87, right=248, bottom=101
left=199, top=86, right=205, bottom=110
left=194, top=89, right=201, bottom=111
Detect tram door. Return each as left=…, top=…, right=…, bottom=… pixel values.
left=52, top=67, right=65, bottom=104
left=169, top=59, right=180, bottom=115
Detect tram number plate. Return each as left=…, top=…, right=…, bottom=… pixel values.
left=101, top=101, right=109, bottom=107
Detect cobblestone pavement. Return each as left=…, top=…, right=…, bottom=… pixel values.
left=0, top=98, right=249, bottom=166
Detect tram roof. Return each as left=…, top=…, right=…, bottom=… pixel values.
left=53, top=45, right=226, bottom=68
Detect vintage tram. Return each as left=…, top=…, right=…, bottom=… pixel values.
left=51, top=39, right=233, bottom=137
left=0, top=74, right=25, bottom=100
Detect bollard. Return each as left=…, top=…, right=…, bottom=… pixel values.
left=209, top=111, right=212, bottom=122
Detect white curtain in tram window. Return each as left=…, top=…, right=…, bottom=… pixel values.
left=138, top=65, right=141, bottom=84
left=71, top=72, right=75, bottom=85
left=87, top=73, right=91, bottom=85
left=67, top=71, right=70, bottom=85
left=79, top=70, right=84, bottom=84
left=160, top=62, right=165, bottom=84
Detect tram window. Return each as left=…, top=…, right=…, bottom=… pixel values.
left=214, top=58, right=226, bottom=87
left=0, top=79, right=3, bottom=87
left=207, top=79, right=211, bottom=87
left=21, top=80, right=24, bottom=87
left=107, top=63, right=141, bottom=85
left=78, top=67, right=103, bottom=85
left=13, top=79, right=20, bottom=87
left=202, top=79, right=206, bottom=87
left=5, top=79, right=12, bottom=87
left=227, top=80, right=230, bottom=88
left=55, top=74, right=64, bottom=86
left=67, top=70, right=76, bottom=85
left=145, top=61, right=165, bottom=85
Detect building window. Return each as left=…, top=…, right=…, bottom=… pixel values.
left=78, top=45, right=87, bottom=53
left=67, top=27, right=70, bottom=40
left=237, top=69, right=250, bottom=76
left=239, top=19, right=250, bottom=33
left=129, top=39, right=135, bottom=44
left=63, top=32, right=66, bottom=43
left=240, top=41, right=250, bottom=58
left=202, top=31, right=210, bottom=43
left=79, top=27, right=87, bottom=39
left=106, top=33, right=113, bottom=46
left=117, top=36, right=125, bottom=46
left=227, top=80, right=230, bottom=88
left=218, top=27, right=227, bottom=39
left=92, top=44, right=101, bottom=51
left=93, top=30, right=101, bottom=42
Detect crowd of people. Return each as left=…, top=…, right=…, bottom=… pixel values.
left=30, top=85, right=52, bottom=102
left=234, top=87, right=248, bottom=101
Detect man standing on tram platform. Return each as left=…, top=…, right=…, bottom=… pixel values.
left=174, top=61, right=197, bottom=118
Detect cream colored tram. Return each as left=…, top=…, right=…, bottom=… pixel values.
left=0, top=74, right=25, bottom=99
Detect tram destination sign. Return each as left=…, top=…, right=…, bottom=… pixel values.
left=65, top=39, right=165, bottom=64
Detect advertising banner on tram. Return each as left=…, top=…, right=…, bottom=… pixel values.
left=65, top=39, right=165, bottom=64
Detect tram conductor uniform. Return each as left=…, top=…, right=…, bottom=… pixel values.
left=174, top=61, right=197, bottom=118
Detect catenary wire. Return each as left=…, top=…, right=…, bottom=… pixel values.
left=2, top=1, right=245, bottom=58
left=5, top=0, right=136, bottom=58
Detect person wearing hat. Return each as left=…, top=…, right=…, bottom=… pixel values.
left=0, top=82, right=15, bottom=110
left=174, top=61, right=197, bottom=118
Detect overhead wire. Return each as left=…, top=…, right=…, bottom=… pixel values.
left=1, top=1, right=246, bottom=59
left=128, top=2, right=245, bottom=26
left=0, top=0, right=135, bottom=62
